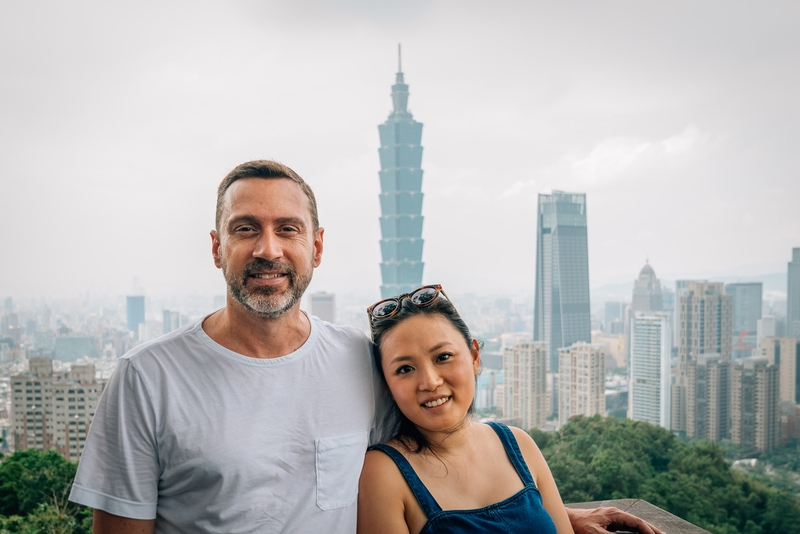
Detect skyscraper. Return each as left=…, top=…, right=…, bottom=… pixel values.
left=309, top=292, right=336, bottom=323
left=603, top=301, right=625, bottom=335
left=126, top=295, right=145, bottom=334
left=671, top=281, right=733, bottom=435
left=686, top=353, right=731, bottom=442
left=533, top=191, right=591, bottom=372
left=627, top=261, right=663, bottom=364
left=631, top=261, right=663, bottom=313
left=557, top=342, right=606, bottom=428
left=788, top=248, right=800, bottom=337
left=760, top=337, right=800, bottom=405
left=731, top=357, right=779, bottom=453
left=502, top=341, right=548, bottom=431
left=377, top=45, right=424, bottom=298
left=11, top=358, right=106, bottom=461
left=629, top=312, right=672, bottom=429
left=725, top=282, right=762, bottom=351
left=163, top=310, right=182, bottom=335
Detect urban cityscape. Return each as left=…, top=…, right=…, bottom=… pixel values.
left=3, top=55, right=798, bottom=464
left=2, top=2, right=800, bottom=530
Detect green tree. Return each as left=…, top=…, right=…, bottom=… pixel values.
left=0, top=449, right=90, bottom=533
left=536, top=415, right=800, bottom=534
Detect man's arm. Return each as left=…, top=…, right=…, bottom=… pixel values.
left=566, top=506, right=664, bottom=534
left=93, top=510, right=155, bottom=534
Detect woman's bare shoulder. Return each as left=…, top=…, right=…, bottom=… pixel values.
left=358, top=446, right=414, bottom=534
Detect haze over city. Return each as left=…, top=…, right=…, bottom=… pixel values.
left=2, top=1, right=798, bottom=304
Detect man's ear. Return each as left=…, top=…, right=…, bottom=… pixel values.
left=312, top=227, right=324, bottom=268
left=211, top=230, right=222, bottom=269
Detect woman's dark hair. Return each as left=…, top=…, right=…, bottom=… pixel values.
left=370, top=294, right=481, bottom=454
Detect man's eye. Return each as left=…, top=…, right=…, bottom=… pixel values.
left=235, top=226, right=255, bottom=233
left=396, top=365, right=414, bottom=375
left=279, top=226, right=298, bottom=233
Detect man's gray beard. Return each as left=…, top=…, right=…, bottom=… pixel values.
left=224, top=259, right=313, bottom=319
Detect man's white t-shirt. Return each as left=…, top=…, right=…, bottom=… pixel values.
left=69, top=315, right=377, bottom=533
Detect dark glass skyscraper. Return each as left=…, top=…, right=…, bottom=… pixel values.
left=377, top=46, right=424, bottom=298
left=533, top=191, right=591, bottom=372
left=788, top=247, right=800, bottom=337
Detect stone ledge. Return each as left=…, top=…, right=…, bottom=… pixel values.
left=566, top=499, right=710, bottom=533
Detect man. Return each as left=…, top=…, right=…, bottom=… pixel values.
left=70, top=160, right=662, bottom=534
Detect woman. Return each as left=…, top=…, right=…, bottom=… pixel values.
left=357, top=284, right=574, bottom=534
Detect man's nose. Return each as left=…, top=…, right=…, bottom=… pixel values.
left=253, top=232, right=282, bottom=260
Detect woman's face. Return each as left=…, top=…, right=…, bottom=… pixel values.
left=379, top=313, right=480, bottom=435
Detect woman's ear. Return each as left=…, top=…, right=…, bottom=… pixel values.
left=471, top=338, right=481, bottom=375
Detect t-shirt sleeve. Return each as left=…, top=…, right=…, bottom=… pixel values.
left=69, top=358, right=160, bottom=520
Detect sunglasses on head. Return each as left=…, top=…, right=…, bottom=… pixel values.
left=367, top=284, right=455, bottom=324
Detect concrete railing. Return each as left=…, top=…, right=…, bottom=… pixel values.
left=566, top=499, right=710, bottom=533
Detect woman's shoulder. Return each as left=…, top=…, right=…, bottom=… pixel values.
left=482, top=422, right=539, bottom=449
left=359, top=441, right=419, bottom=533
left=362, top=440, right=409, bottom=479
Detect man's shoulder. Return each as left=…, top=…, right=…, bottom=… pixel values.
left=120, top=319, right=204, bottom=364
left=311, top=316, right=370, bottom=345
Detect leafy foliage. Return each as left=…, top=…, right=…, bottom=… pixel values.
left=757, top=439, right=800, bottom=473
left=533, top=415, right=800, bottom=534
left=0, top=450, right=90, bottom=533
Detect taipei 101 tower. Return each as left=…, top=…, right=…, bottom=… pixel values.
left=377, top=45, right=425, bottom=298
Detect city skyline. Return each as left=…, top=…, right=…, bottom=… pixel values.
left=1, top=2, right=799, bottom=302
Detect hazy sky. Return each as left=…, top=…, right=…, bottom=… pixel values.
left=2, top=1, right=798, bottom=304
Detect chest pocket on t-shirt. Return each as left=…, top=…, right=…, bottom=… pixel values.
left=315, top=431, right=369, bottom=510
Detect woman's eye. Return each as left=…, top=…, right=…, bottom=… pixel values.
left=436, top=353, right=452, bottom=362
left=396, top=365, right=414, bottom=375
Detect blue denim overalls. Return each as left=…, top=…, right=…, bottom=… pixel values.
left=369, top=422, right=558, bottom=533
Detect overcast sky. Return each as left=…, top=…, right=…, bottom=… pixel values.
left=2, top=1, right=798, bottom=304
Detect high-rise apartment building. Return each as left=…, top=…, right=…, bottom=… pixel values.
left=162, top=310, right=183, bottom=335
left=604, top=301, right=626, bottom=335
left=757, top=315, right=777, bottom=347
left=309, top=292, right=336, bottom=324
left=502, top=342, right=548, bottom=431
left=11, top=358, right=106, bottom=461
left=686, top=353, right=731, bottom=442
left=126, top=295, right=145, bottom=334
left=673, top=280, right=702, bottom=348
left=760, top=337, right=800, bottom=405
left=725, top=282, right=762, bottom=351
left=627, top=262, right=663, bottom=364
left=629, top=312, right=672, bottom=429
left=533, top=191, right=591, bottom=373
left=672, top=281, right=733, bottom=435
left=475, top=369, right=502, bottom=413
left=377, top=46, right=424, bottom=298
left=788, top=248, right=800, bottom=337
left=731, top=357, right=779, bottom=453
left=557, top=342, right=606, bottom=428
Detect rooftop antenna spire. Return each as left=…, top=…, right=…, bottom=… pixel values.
left=398, top=43, right=402, bottom=73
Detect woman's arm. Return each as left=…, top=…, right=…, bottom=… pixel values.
left=510, top=427, right=574, bottom=534
left=357, top=450, right=413, bottom=534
